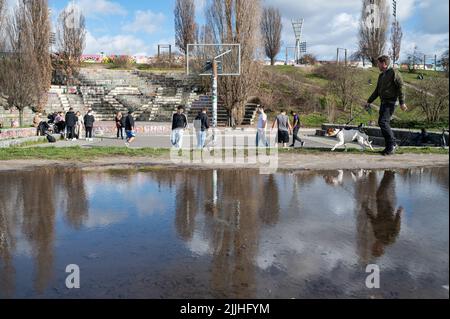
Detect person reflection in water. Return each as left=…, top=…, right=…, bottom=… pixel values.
left=365, top=171, right=403, bottom=258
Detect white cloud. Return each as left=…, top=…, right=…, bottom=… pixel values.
left=85, top=31, right=152, bottom=55
left=268, top=0, right=448, bottom=61
left=77, top=0, right=127, bottom=17
left=122, top=10, right=166, bottom=34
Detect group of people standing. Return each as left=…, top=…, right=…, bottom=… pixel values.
left=63, top=108, right=96, bottom=141
left=34, top=108, right=95, bottom=141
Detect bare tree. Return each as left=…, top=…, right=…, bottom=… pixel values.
left=0, top=0, right=6, bottom=50
left=206, top=0, right=262, bottom=125
left=174, top=0, right=197, bottom=55
left=299, top=53, right=317, bottom=65
left=410, top=77, right=449, bottom=122
left=0, top=0, right=8, bottom=104
left=324, top=64, right=362, bottom=117
left=440, top=49, right=449, bottom=77
left=389, top=19, right=403, bottom=65
left=28, top=0, right=52, bottom=112
left=1, top=0, right=52, bottom=125
left=405, top=45, right=423, bottom=73
left=358, top=0, right=390, bottom=66
left=57, top=2, right=86, bottom=85
left=261, top=6, right=282, bottom=66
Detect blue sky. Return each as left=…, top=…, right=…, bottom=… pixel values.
left=43, top=0, right=449, bottom=60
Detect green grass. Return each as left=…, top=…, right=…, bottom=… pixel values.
left=14, top=138, right=48, bottom=147
left=399, top=69, right=446, bottom=86
left=301, top=113, right=329, bottom=127
left=1, top=145, right=447, bottom=162
left=0, top=146, right=169, bottom=161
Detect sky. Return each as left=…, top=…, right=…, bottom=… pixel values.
left=9, top=0, right=449, bottom=61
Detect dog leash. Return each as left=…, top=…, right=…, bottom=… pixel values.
left=335, top=106, right=372, bottom=136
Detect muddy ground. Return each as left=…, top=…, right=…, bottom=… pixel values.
left=0, top=153, right=448, bottom=172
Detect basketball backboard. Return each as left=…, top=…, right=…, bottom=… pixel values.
left=187, top=44, right=241, bottom=76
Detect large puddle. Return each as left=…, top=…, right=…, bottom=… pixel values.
left=0, top=167, right=448, bottom=299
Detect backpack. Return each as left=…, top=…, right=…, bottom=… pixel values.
left=47, top=134, right=56, bottom=143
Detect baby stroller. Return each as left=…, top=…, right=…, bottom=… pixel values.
left=37, top=121, right=50, bottom=136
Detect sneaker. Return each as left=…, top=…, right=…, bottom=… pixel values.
left=383, top=145, right=398, bottom=156
left=289, top=144, right=295, bottom=148
left=72, top=138, right=77, bottom=141
left=301, top=141, right=305, bottom=147
left=125, top=142, right=130, bottom=148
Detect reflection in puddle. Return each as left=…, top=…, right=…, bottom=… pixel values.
left=0, top=167, right=448, bottom=298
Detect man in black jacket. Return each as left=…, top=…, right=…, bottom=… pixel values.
left=65, top=108, right=78, bottom=140
left=125, top=110, right=136, bottom=147
left=366, top=55, right=408, bottom=156
left=194, top=107, right=210, bottom=149
left=171, top=105, right=188, bottom=149
left=83, top=109, right=95, bottom=141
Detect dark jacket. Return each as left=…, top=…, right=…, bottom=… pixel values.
left=84, top=113, right=95, bottom=127
left=368, top=68, right=405, bottom=105
left=125, top=114, right=135, bottom=131
left=115, top=116, right=124, bottom=128
left=65, top=111, right=78, bottom=127
left=172, top=113, right=188, bottom=130
left=195, top=112, right=210, bottom=132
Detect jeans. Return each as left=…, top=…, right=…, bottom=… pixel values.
left=171, top=128, right=184, bottom=149
left=117, top=127, right=124, bottom=139
left=85, top=127, right=93, bottom=139
left=291, top=127, right=303, bottom=146
left=66, top=126, right=75, bottom=139
left=256, top=129, right=269, bottom=147
left=196, top=130, right=206, bottom=149
left=378, top=101, right=397, bottom=150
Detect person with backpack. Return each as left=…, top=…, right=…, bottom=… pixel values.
left=171, top=105, right=188, bottom=149
left=84, top=109, right=95, bottom=142
left=194, top=107, right=210, bottom=149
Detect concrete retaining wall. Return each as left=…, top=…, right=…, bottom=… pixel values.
left=317, top=124, right=449, bottom=146
left=0, top=127, right=37, bottom=141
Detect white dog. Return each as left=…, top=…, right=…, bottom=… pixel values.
left=326, top=128, right=374, bottom=151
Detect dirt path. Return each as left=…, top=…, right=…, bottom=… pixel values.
left=0, top=153, right=447, bottom=172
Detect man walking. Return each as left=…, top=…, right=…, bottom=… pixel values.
left=290, top=111, right=305, bottom=148
left=194, top=107, right=209, bottom=149
left=256, top=105, right=269, bottom=147
left=125, top=109, right=136, bottom=147
left=65, top=108, right=78, bottom=141
left=271, top=110, right=292, bottom=148
left=366, top=55, right=408, bottom=156
left=171, top=105, right=188, bottom=149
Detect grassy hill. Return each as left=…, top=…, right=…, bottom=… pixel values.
left=259, top=65, right=449, bottom=129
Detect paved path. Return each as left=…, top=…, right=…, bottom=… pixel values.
left=36, top=129, right=372, bottom=151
